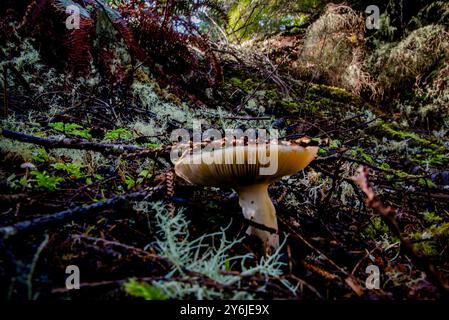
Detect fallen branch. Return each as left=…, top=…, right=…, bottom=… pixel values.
left=224, top=116, right=271, bottom=121
left=0, top=193, right=28, bottom=204
left=0, top=187, right=164, bottom=239
left=1, top=129, right=147, bottom=155
left=353, top=166, right=449, bottom=296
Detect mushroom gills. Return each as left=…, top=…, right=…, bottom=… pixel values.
left=238, top=183, right=279, bottom=249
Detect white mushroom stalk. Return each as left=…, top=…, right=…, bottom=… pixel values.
left=174, top=138, right=318, bottom=252
left=238, top=183, right=278, bottom=249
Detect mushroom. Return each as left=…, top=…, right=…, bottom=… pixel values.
left=20, top=162, right=36, bottom=180
left=174, top=138, right=318, bottom=251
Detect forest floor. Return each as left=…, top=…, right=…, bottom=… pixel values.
left=1, top=31, right=449, bottom=300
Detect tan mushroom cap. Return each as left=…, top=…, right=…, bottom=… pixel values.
left=175, top=144, right=319, bottom=187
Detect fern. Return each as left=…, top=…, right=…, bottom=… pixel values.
left=18, top=0, right=49, bottom=31
left=68, top=17, right=95, bottom=74
left=12, top=0, right=223, bottom=96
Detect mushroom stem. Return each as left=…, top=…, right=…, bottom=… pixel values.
left=238, top=183, right=279, bottom=250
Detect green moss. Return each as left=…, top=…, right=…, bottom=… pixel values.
left=413, top=239, right=439, bottom=256
left=32, top=148, right=51, bottom=163
left=351, top=147, right=375, bottom=165
left=417, top=178, right=437, bottom=188
left=385, top=169, right=438, bottom=188
left=278, top=100, right=318, bottom=113
left=124, top=279, right=168, bottom=300
left=380, top=163, right=391, bottom=170
left=364, top=216, right=392, bottom=240
left=381, top=123, right=430, bottom=144
left=415, top=149, right=448, bottom=167
left=318, top=148, right=328, bottom=156
left=423, top=211, right=443, bottom=223
left=372, top=121, right=449, bottom=167
left=411, top=221, right=449, bottom=256
left=227, top=77, right=368, bottom=117
left=229, top=77, right=265, bottom=91
left=307, top=84, right=360, bottom=105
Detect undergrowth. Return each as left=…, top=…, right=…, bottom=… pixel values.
left=126, top=201, right=294, bottom=300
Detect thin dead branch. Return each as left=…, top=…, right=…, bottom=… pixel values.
left=353, top=166, right=449, bottom=296
left=0, top=187, right=165, bottom=239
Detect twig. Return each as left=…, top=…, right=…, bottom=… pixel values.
left=278, top=216, right=365, bottom=296
left=27, top=234, right=49, bottom=300
left=0, top=188, right=164, bottom=239
left=224, top=116, right=271, bottom=121
left=303, top=261, right=338, bottom=281
left=165, top=169, right=176, bottom=217
left=289, top=275, right=324, bottom=299
left=234, top=55, right=286, bottom=112
left=353, top=166, right=449, bottom=296
left=0, top=194, right=28, bottom=203
left=6, top=63, right=32, bottom=94
left=243, top=217, right=278, bottom=234
left=51, top=273, right=295, bottom=298
left=2, top=65, right=8, bottom=117
left=322, top=157, right=342, bottom=204
left=68, top=234, right=171, bottom=273
left=279, top=216, right=347, bottom=275
left=69, top=234, right=161, bottom=259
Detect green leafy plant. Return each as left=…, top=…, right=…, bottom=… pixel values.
left=52, top=162, right=84, bottom=179
left=104, top=128, right=133, bottom=141
left=423, top=211, right=443, bottom=223
left=50, top=122, right=91, bottom=139
left=137, top=169, right=152, bottom=184
left=124, top=169, right=152, bottom=190
left=125, top=175, right=136, bottom=190
left=364, top=216, right=391, bottom=240
left=124, top=279, right=168, bottom=300
left=31, top=171, right=63, bottom=191
left=6, top=174, right=30, bottom=190
left=32, top=148, right=51, bottom=163
left=146, top=143, right=162, bottom=149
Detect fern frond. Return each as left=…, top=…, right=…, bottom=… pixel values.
left=98, top=47, right=127, bottom=86
left=93, top=0, right=146, bottom=61
left=66, top=16, right=94, bottom=74
left=17, top=0, right=48, bottom=31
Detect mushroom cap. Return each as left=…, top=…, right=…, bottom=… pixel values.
left=20, top=162, right=36, bottom=169
left=175, top=143, right=318, bottom=187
